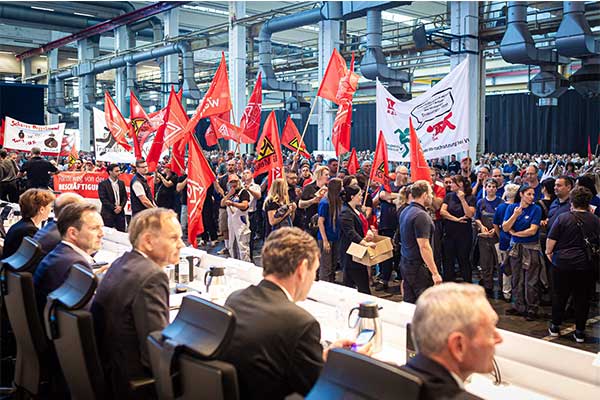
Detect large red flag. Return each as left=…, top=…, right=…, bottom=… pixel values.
left=130, top=91, right=157, bottom=159
left=254, top=111, right=283, bottom=186
left=240, top=73, right=262, bottom=142
left=331, top=100, right=352, bottom=157
left=146, top=101, right=171, bottom=173
left=281, top=116, right=310, bottom=158
left=183, top=52, right=232, bottom=143
left=409, top=117, right=432, bottom=184
left=370, top=131, right=391, bottom=191
left=347, top=148, right=359, bottom=175
left=209, top=115, right=251, bottom=143
left=588, top=135, right=593, bottom=162
left=335, top=52, right=359, bottom=103
left=317, top=49, right=348, bottom=104
left=104, top=91, right=132, bottom=152
left=187, top=137, right=216, bottom=247
left=176, top=87, right=183, bottom=103
left=169, top=137, right=186, bottom=176
left=163, top=87, right=190, bottom=147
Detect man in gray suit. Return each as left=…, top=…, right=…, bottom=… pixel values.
left=92, top=208, right=184, bottom=399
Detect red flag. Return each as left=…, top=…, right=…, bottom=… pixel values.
left=370, top=131, right=390, bottom=191
left=187, top=137, right=215, bottom=247
left=163, top=87, right=190, bottom=147
left=183, top=52, right=232, bottom=143
left=335, top=52, right=359, bottom=103
left=169, top=138, right=186, bottom=176
left=104, top=91, right=132, bottom=152
left=347, top=148, right=359, bottom=175
left=209, top=115, right=250, bottom=143
left=588, top=135, right=592, bottom=162
left=0, top=118, right=5, bottom=147
left=146, top=100, right=171, bottom=173
left=409, top=117, right=432, bottom=184
left=205, top=127, right=218, bottom=147
left=176, top=87, right=183, bottom=103
left=130, top=91, right=158, bottom=159
left=317, top=49, right=348, bottom=104
left=240, top=73, right=262, bottom=142
left=254, top=111, right=283, bottom=186
left=331, top=100, right=352, bottom=157
left=281, top=116, right=310, bottom=158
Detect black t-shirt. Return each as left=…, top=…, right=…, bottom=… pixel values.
left=443, top=192, right=476, bottom=235
left=21, top=156, right=58, bottom=188
left=548, top=211, right=600, bottom=270
left=264, top=198, right=292, bottom=232
left=379, top=182, right=401, bottom=231
left=155, top=172, right=178, bottom=208
left=178, top=174, right=188, bottom=204
left=301, top=181, right=321, bottom=225
left=447, top=161, right=460, bottom=175
left=399, top=203, right=434, bottom=264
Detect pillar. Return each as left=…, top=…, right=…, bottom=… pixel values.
left=114, top=26, right=131, bottom=111
left=229, top=1, right=247, bottom=152
left=47, top=32, right=61, bottom=124
left=77, top=36, right=99, bottom=151
left=163, top=8, right=179, bottom=106
left=317, top=18, right=340, bottom=151
left=21, top=58, right=32, bottom=83
left=450, top=1, right=482, bottom=158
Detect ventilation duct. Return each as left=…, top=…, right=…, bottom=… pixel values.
left=556, top=1, right=600, bottom=98
left=500, top=1, right=569, bottom=103
left=361, top=9, right=411, bottom=99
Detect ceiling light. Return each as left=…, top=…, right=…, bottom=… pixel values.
left=182, top=4, right=228, bottom=16
left=0, top=51, right=13, bottom=55
left=300, top=25, right=319, bottom=32
left=68, top=57, right=78, bottom=61
left=382, top=11, right=431, bottom=25
left=39, top=55, right=47, bottom=58
left=73, top=12, right=95, bottom=17
left=31, top=6, right=55, bottom=12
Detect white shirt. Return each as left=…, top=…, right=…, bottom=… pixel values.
left=449, top=371, right=466, bottom=390
left=109, top=177, right=120, bottom=205
left=61, top=240, right=95, bottom=265
left=244, top=182, right=261, bottom=212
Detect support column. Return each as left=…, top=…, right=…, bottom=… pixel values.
left=78, top=37, right=99, bottom=151
left=229, top=1, right=247, bottom=152
left=126, top=30, right=137, bottom=106
left=450, top=1, right=482, bottom=158
left=163, top=8, right=179, bottom=106
left=317, top=18, right=340, bottom=152
left=47, top=32, right=60, bottom=124
left=115, top=27, right=130, bottom=111
left=21, top=58, right=32, bottom=83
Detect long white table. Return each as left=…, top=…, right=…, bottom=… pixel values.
left=100, top=229, right=600, bottom=400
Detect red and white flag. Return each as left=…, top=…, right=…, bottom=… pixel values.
left=240, top=73, right=262, bottom=143
left=187, top=137, right=216, bottom=247
left=370, top=131, right=391, bottom=191
left=281, top=116, right=310, bottom=158
left=163, top=86, right=190, bottom=148
left=409, top=117, right=432, bottom=183
left=254, top=111, right=283, bottom=187
left=104, top=91, right=132, bottom=152
left=347, top=148, right=359, bottom=175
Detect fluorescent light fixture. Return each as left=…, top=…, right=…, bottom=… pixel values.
left=182, top=4, right=228, bottom=16
left=0, top=51, right=13, bottom=55
left=73, top=12, right=95, bottom=17
left=39, top=55, right=47, bottom=58
left=382, top=11, right=431, bottom=25
left=300, top=25, right=319, bottom=32
left=31, top=6, right=55, bottom=12
left=68, top=57, right=78, bottom=61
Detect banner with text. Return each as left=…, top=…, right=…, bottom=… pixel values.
left=3, top=117, right=66, bottom=156
left=376, top=59, right=470, bottom=162
left=93, top=107, right=136, bottom=164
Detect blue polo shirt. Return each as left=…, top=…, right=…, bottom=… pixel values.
left=476, top=185, right=505, bottom=202
left=493, top=202, right=511, bottom=251
left=503, top=164, right=517, bottom=175
left=399, top=202, right=434, bottom=264
left=475, top=197, right=503, bottom=220
left=503, top=203, right=542, bottom=244
left=317, top=197, right=340, bottom=242
left=547, top=198, right=571, bottom=230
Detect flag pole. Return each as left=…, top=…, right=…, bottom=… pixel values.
left=296, top=96, right=318, bottom=159
left=362, top=176, right=371, bottom=207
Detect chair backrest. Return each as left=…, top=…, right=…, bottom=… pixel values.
left=44, top=264, right=105, bottom=400
left=147, top=295, right=238, bottom=400
left=306, top=348, right=423, bottom=400
left=0, top=237, right=47, bottom=394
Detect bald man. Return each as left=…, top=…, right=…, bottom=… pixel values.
left=33, top=192, right=85, bottom=254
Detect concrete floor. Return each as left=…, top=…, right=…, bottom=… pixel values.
left=207, top=238, right=600, bottom=355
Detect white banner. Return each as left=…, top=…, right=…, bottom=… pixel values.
left=93, top=107, right=136, bottom=164
left=3, top=117, right=65, bottom=156
left=376, top=59, right=470, bottom=162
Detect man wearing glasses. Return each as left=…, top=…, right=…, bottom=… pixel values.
left=99, top=163, right=128, bottom=231
left=130, top=159, right=155, bottom=217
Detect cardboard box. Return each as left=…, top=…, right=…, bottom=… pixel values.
left=346, top=235, right=394, bottom=266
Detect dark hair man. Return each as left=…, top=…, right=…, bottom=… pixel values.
left=130, top=158, right=155, bottom=216
left=19, top=147, right=58, bottom=189
left=98, top=163, right=128, bottom=231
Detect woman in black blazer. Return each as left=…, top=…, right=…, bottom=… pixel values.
left=339, top=184, right=376, bottom=294
left=3, top=188, right=55, bottom=258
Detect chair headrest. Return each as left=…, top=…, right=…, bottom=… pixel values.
left=1, top=236, right=43, bottom=272
left=162, top=295, right=236, bottom=360
left=48, top=264, right=97, bottom=310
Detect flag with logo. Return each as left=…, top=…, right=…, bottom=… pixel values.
left=409, top=117, right=432, bottom=183
left=130, top=90, right=156, bottom=159
left=318, top=49, right=349, bottom=105
left=254, top=111, right=283, bottom=186
left=187, top=136, right=215, bottom=247
left=331, top=53, right=358, bottom=157
left=162, top=86, right=189, bottom=148
left=377, top=59, right=470, bottom=162
left=104, top=91, right=132, bottom=152
left=169, top=137, right=186, bottom=176
left=240, top=73, right=262, bottom=143
left=146, top=105, right=170, bottom=173
left=347, top=148, right=359, bottom=175
left=370, top=131, right=390, bottom=191
left=281, top=116, right=310, bottom=158
left=209, top=115, right=250, bottom=143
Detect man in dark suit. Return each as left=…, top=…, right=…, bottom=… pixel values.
left=33, top=203, right=104, bottom=312
left=92, top=208, right=184, bottom=399
left=402, top=283, right=503, bottom=400
left=98, top=163, right=128, bottom=231
left=222, top=227, right=369, bottom=400
left=33, top=192, right=85, bottom=255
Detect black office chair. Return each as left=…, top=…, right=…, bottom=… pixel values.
left=44, top=264, right=106, bottom=400
left=305, top=348, right=423, bottom=400
left=147, top=295, right=239, bottom=400
left=0, top=237, right=48, bottom=396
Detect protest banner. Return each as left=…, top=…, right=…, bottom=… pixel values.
left=3, top=117, right=65, bottom=156
left=93, top=107, right=136, bottom=164
left=377, top=59, right=470, bottom=162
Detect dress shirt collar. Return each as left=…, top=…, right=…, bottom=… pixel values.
left=61, top=240, right=95, bottom=265
left=449, top=371, right=466, bottom=390
left=268, top=279, right=294, bottom=302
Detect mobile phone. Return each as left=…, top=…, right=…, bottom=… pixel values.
left=351, top=329, right=375, bottom=351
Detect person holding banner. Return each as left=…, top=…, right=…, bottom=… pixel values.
left=130, top=159, right=155, bottom=216
left=98, top=164, right=128, bottom=232
left=19, top=147, right=58, bottom=189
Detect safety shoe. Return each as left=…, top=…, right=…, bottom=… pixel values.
left=573, top=330, right=585, bottom=343
left=548, top=323, right=560, bottom=337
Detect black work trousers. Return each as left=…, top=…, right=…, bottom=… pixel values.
left=551, top=267, right=595, bottom=332
left=401, top=260, right=434, bottom=304
left=443, top=232, right=473, bottom=283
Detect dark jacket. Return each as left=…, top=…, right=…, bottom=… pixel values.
left=339, top=204, right=366, bottom=271
left=402, top=354, right=482, bottom=400
left=222, top=279, right=324, bottom=400
left=130, top=173, right=153, bottom=216
left=91, top=250, right=169, bottom=399
left=3, top=217, right=38, bottom=258
left=32, top=220, right=61, bottom=255
left=98, top=178, right=127, bottom=215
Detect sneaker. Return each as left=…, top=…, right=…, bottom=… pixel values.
left=573, top=330, right=585, bottom=343
left=548, top=323, right=560, bottom=337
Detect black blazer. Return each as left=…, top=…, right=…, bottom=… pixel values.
left=402, top=354, right=482, bottom=400
left=33, top=242, right=92, bottom=313
left=222, top=279, right=324, bottom=400
left=98, top=178, right=127, bottom=214
left=339, top=204, right=367, bottom=271
left=33, top=220, right=61, bottom=255
left=91, top=250, right=169, bottom=399
left=3, top=218, right=38, bottom=258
